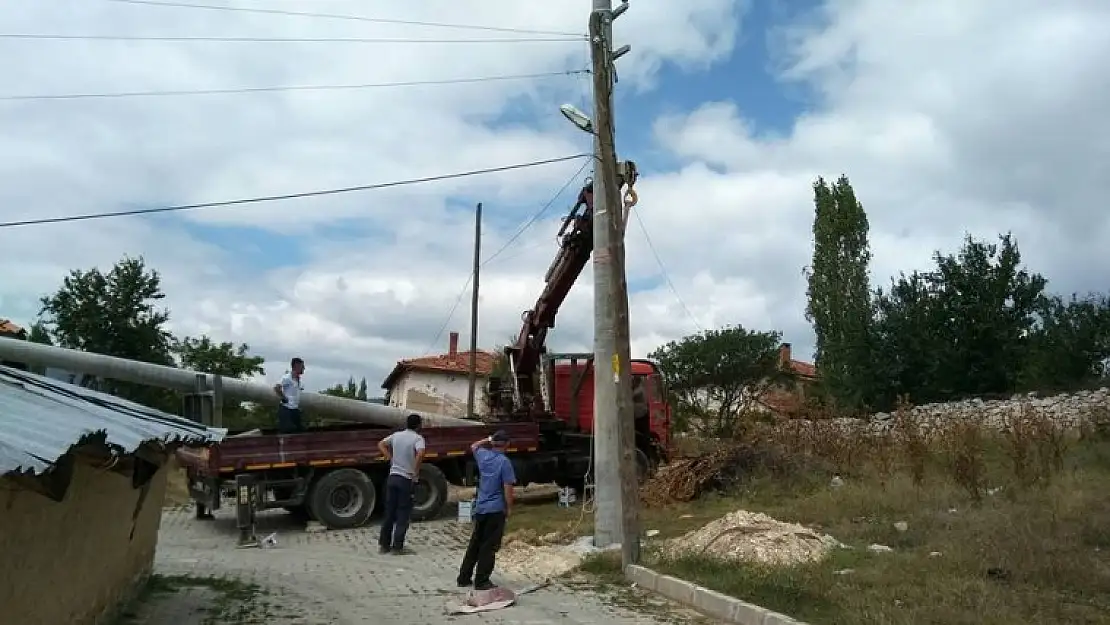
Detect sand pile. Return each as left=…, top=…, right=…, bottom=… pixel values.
left=662, top=510, right=842, bottom=566
left=496, top=536, right=602, bottom=582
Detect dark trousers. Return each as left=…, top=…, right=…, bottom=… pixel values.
left=379, top=474, right=415, bottom=550
left=277, top=405, right=303, bottom=433
left=458, top=511, right=507, bottom=586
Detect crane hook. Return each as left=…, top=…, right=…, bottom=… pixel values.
left=619, top=161, right=639, bottom=210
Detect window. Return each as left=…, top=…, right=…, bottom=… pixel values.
left=646, top=374, right=663, bottom=403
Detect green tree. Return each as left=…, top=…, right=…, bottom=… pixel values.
left=27, top=321, right=52, bottom=345
left=1020, top=293, right=1110, bottom=392
left=649, top=325, right=790, bottom=438
left=37, top=255, right=176, bottom=410
left=322, top=376, right=369, bottom=401
left=174, top=335, right=267, bottom=430
left=873, top=233, right=1047, bottom=405
left=805, top=175, right=875, bottom=412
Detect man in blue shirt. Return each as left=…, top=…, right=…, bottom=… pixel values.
left=457, top=430, right=516, bottom=590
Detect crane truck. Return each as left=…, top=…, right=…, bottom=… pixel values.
left=0, top=167, right=673, bottom=532
left=175, top=169, right=672, bottom=530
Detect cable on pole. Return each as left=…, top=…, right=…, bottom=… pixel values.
left=423, top=159, right=594, bottom=353
left=102, top=0, right=585, bottom=38
left=0, top=70, right=589, bottom=102
left=0, top=34, right=583, bottom=44
left=0, top=154, right=590, bottom=229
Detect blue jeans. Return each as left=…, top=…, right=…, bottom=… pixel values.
left=379, top=474, right=415, bottom=550
left=277, top=405, right=303, bottom=433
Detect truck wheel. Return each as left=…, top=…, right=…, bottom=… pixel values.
left=307, top=469, right=376, bottom=530
left=411, top=465, right=449, bottom=521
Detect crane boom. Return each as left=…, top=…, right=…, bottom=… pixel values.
left=497, top=182, right=595, bottom=418
left=488, top=163, right=636, bottom=419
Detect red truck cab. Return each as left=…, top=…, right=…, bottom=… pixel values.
left=550, top=356, right=672, bottom=469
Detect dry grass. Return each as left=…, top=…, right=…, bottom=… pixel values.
left=633, top=406, right=1110, bottom=625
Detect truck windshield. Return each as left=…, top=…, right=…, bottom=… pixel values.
left=647, top=373, right=663, bottom=403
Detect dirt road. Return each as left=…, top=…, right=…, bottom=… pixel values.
left=132, top=507, right=701, bottom=625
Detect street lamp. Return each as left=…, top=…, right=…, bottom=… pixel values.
left=559, top=104, right=594, bottom=134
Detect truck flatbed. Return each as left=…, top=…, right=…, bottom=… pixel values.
left=178, top=421, right=541, bottom=477
left=175, top=420, right=546, bottom=531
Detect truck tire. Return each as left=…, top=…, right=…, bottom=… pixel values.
left=411, top=464, right=449, bottom=521
left=307, top=469, right=376, bottom=530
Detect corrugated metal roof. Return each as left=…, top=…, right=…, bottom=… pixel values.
left=0, top=365, right=224, bottom=477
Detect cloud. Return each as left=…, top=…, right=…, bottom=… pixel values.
left=2, top=0, right=1108, bottom=405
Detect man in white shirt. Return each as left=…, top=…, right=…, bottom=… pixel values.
left=273, top=357, right=305, bottom=433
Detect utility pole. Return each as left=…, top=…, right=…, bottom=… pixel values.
left=466, top=202, right=482, bottom=420
left=588, top=0, right=639, bottom=568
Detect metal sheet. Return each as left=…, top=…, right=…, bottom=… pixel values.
left=0, top=365, right=224, bottom=477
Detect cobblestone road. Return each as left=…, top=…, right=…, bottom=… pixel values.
left=147, top=507, right=700, bottom=625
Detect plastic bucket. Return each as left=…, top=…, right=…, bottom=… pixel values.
left=457, top=499, right=474, bottom=523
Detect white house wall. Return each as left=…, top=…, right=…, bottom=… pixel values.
left=387, top=369, right=489, bottom=418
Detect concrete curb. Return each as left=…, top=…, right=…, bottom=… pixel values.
left=625, top=565, right=807, bottom=625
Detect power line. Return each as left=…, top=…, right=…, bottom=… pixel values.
left=423, top=275, right=474, bottom=356
left=103, top=0, right=584, bottom=38
left=1, top=70, right=589, bottom=102
left=0, top=154, right=589, bottom=229
left=632, top=210, right=704, bottom=332
left=1, top=33, right=583, bottom=44
left=423, top=160, right=594, bottom=353
left=481, top=158, right=591, bottom=266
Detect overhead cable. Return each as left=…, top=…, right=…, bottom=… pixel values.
left=0, top=33, right=583, bottom=44
left=0, top=69, right=589, bottom=102
left=102, top=0, right=584, bottom=38
left=0, top=154, right=590, bottom=229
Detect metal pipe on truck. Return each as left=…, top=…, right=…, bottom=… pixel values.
left=0, top=337, right=479, bottom=429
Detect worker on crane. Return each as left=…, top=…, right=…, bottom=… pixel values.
left=273, top=357, right=306, bottom=433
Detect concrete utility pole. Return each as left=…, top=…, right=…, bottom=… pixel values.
left=588, top=0, right=640, bottom=567
left=466, top=202, right=482, bottom=420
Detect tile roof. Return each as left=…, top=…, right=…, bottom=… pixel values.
left=381, top=350, right=499, bottom=390
left=0, top=365, right=224, bottom=479
left=0, top=319, right=24, bottom=336
left=790, top=359, right=817, bottom=379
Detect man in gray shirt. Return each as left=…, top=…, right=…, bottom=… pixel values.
left=377, top=413, right=426, bottom=554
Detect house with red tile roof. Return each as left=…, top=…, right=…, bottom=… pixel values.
left=0, top=319, right=26, bottom=339
left=757, top=343, right=818, bottom=416
left=381, top=332, right=499, bottom=418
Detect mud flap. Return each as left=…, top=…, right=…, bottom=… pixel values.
left=235, top=473, right=259, bottom=547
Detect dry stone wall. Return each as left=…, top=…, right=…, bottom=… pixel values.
left=868, top=387, right=1110, bottom=432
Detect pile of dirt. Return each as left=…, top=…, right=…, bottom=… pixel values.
left=661, top=510, right=842, bottom=566
left=641, top=444, right=781, bottom=506
left=497, top=536, right=599, bottom=582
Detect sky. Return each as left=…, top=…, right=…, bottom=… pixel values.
left=1, top=0, right=1108, bottom=394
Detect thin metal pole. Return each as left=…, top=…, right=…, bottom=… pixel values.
left=466, top=202, right=482, bottom=419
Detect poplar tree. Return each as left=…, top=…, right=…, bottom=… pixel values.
left=805, top=175, right=875, bottom=411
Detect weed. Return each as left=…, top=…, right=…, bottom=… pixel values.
left=1002, top=404, right=1039, bottom=486
left=635, top=405, right=1110, bottom=625
left=892, top=398, right=929, bottom=487
left=115, top=574, right=271, bottom=625
left=943, top=415, right=987, bottom=501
